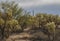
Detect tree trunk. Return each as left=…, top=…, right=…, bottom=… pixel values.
left=0, top=25, right=6, bottom=41
left=48, top=34, right=51, bottom=41
left=52, top=32, right=55, bottom=41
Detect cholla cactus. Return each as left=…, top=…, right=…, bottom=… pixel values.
left=6, top=19, right=21, bottom=32
left=45, top=22, right=56, bottom=41
left=45, top=22, right=56, bottom=33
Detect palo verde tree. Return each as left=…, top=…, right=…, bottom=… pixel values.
left=0, top=1, right=22, bottom=39
left=4, top=8, right=22, bottom=38
left=0, top=1, right=23, bottom=19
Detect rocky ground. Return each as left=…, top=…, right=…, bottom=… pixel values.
left=6, top=28, right=48, bottom=41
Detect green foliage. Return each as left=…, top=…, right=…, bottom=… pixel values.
left=0, top=18, right=5, bottom=25
left=0, top=1, right=23, bottom=39
left=1, top=1, right=23, bottom=19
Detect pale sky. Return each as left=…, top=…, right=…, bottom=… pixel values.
left=18, top=0, right=60, bottom=8
left=0, top=0, right=60, bottom=14
left=1, top=0, right=60, bottom=8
